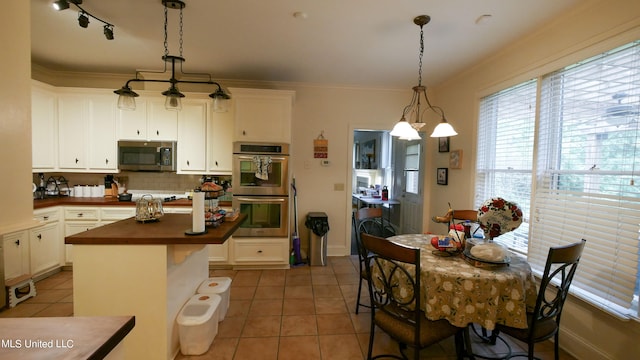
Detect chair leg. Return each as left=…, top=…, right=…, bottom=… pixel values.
left=554, top=332, right=560, bottom=360
left=356, top=276, right=364, bottom=314
left=367, top=317, right=375, bottom=360
left=454, top=331, right=465, bottom=360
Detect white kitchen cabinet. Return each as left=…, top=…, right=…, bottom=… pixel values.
left=208, top=103, right=234, bottom=174
left=57, top=93, right=87, bottom=169
left=208, top=241, right=229, bottom=263
left=3, top=231, right=30, bottom=280
left=30, top=222, right=61, bottom=276
left=31, top=80, right=57, bottom=171
left=63, top=206, right=101, bottom=264
left=230, top=88, right=294, bottom=143
left=177, top=99, right=208, bottom=173
left=232, top=237, right=289, bottom=265
left=100, top=207, right=135, bottom=222
left=57, top=90, right=118, bottom=172
left=118, top=97, right=178, bottom=141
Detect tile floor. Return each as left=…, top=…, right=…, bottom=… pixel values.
left=0, top=256, right=577, bottom=360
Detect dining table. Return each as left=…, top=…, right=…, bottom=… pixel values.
left=384, top=233, right=538, bottom=331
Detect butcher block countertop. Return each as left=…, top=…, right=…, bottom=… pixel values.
left=34, top=197, right=231, bottom=209
left=65, top=213, right=246, bottom=245
left=0, top=316, right=134, bottom=360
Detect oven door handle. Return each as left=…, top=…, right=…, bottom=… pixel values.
left=235, top=155, right=288, bottom=162
left=234, top=197, right=287, bottom=203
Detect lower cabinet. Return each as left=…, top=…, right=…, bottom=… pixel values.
left=30, top=222, right=61, bottom=276
left=3, top=230, right=30, bottom=280
left=208, top=241, right=229, bottom=264
left=64, top=221, right=100, bottom=264
left=232, top=238, right=289, bottom=265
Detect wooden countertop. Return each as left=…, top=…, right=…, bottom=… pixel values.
left=65, top=213, right=245, bottom=245
left=34, top=197, right=232, bottom=209
left=0, top=316, right=134, bottom=360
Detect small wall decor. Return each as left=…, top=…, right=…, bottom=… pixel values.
left=449, top=149, right=463, bottom=169
left=437, top=168, right=448, bottom=185
left=438, top=137, right=450, bottom=152
left=313, top=131, right=328, bottom=158
left=361, top=139, right=377, bottom=169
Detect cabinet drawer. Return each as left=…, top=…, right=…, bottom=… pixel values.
left=33, top=208, right=60, bottom=223
left=100, top=207, right=135, bottom=220
left=64, top=207, right=99, bottom=220
left=233, top=238, right=288, bottom=263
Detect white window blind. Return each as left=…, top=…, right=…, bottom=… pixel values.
left=531, top=41, right=640, bottom=317
left=476, top=80, right=537, bottom=253
left=405, top=142, right=420, bottom=194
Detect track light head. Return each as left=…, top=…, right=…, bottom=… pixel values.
left=103, top=25, right=114, bottom=40
left=52, top=0, right=69, bottom=11
left=78, top=12, right=89, bottom=28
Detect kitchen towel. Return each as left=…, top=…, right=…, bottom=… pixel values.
left=253, top=156, right=272, bottom=180
left=192, top=192, right=205, bottom=233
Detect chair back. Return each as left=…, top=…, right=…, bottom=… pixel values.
left=532, top=239, right=586, bottom=336
left=361, top=232, right=421, bottom=346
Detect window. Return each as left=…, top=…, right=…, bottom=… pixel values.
left=476, top=80, right=537, bottom=253
left=477, top=41, right=640, bottom=319
left=405, top=141, right=421, bottom=194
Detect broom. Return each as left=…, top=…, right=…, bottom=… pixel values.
left=291, top=177, right=303, bottom=265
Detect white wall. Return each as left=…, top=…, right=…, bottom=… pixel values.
left=0, top=2, right=34, bottom=235
left=430, top=0, right=640, bottom=358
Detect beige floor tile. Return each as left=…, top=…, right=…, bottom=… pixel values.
left=230, top=286, right=256, bottom=300
left=217, top=317, right=246, bottom=338
left=32, top=302, right=74, bottom=317
left=316, top=313, right=355, bottom=335
left=284, top=285, right=313, bottom=299
left=318, top=333, right=364, bottom=360
left=248, top=299, right=283, bottom=317
left=280, top=315, right=318, bottom=336
left=350, top=313, right=372, bottom=334
left=278, top=335, right=321, bottom=360
left=311, top=274, right=338, bottom=286
left=254, top=286, right=284, bottom=300
left=241, top=316, right=281, bottom=337
left=314, top=297, right=348, bottom=314
left=0, top=303, right=49, bottom=318
left=312, top=285, right=342, bottom=298
left=234, top=337, right=279, bottom=360
left=335, top=272, right=360, bottom=285
left=226, top=300, right=251, bottom=318
left=282, top=298, right=316, bottom=315
left=233, top=270, right=262, bottom=286
left=24, top=289, right=72, bottom=303
left=285, top=273, right=312, bottom=286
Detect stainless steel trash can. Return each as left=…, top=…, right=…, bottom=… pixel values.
left=305, top=212, right=329, bottom=266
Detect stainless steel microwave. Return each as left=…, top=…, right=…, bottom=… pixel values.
left=117, top=140, right=176, bottom=172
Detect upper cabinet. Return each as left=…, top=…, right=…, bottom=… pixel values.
left=230, top=88, right=295, bottom=143
left=177, top=99, right=208, bottom=173
left=208, top=101, right=234, bottom=174
left=32, top=81, right=57, bottom=171
left=118, top=98, right=178, bottom=141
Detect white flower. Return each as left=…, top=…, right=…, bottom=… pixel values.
left=465, top=305, right=475, bottom=314
left=464, top=280, right=474, bottom=291
left=506, top=301, right=515, bottom=312
left=441, top=304, right=451, bottom=315
left=510, top=288, right=521, bottom=301
left=442, top=281, right=453, bottom=291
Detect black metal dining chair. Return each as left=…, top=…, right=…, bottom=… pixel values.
left=361, top=232, right=465, bottom=360
left=352, top=207, right=395, bottom=314
left=488, top=239, right=587, bottom=360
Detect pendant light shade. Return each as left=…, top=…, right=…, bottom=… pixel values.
left=113, top=0, right=230, bottom=112
left=391, top=15, right=458, bottom=139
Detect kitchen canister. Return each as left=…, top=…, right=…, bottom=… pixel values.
left=74, top=185, right=82, bottom=197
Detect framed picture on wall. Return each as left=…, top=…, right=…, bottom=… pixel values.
left=449, top=149, right=463, bottom=169
left=437, top=168, right=448, bottom=185
left=438, top=137, right=450, bottom=152
left=361, top=139, right=376, bottom=169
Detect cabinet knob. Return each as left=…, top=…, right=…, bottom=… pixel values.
left=257, top=250, right=263, bottom=254
left=157, top=130, right=160, bottom=136
left=186, top=160, right=190, bottom=166
left=137, top=130, right=140, bottom=135
left=105, top=158, right=109, bottom=165
left=77, top=213, right=83, bottom=218
left=37, top=234, right=42, bottom=240
left=15, top=239, right=20, bottom=246
left=243, top=130, right=247, bottom=136
left=215, top=161, right=219, bottom=166
left=75, top=158, right=79, bottom=164
left=43, top=216, right=49, bottom=220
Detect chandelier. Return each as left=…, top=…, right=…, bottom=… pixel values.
left=113, top=0, right=230, bottom=112
left=390, top=15, right=458, bottom=140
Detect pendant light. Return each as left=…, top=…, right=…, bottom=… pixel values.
left=113, top=0, right=230, bottom=112
left=391, top=15, right=458, bottom=139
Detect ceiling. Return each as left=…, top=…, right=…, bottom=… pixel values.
left=31, top=0, right=580, bottom=89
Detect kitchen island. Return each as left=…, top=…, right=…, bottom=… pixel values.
left=65, top=213, right=245, bottom=360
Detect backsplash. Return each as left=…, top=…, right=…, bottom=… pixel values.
left=33, top=172, right=231, bottom=194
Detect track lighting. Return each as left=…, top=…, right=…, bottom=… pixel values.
left=52, top=0, right=113, bottom=40
left=103, top=25, right=114, bottom=40
left=114, top=0, right=230, bottom=112
left=78, top=12, right=89, bottom=28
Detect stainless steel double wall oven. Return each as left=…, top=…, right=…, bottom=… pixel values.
left=232, top=142, right=289, bottom=237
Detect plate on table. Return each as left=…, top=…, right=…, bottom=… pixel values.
left=463, top=249, right=511, bottom=267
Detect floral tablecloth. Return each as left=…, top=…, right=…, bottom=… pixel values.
left=384, top=234, right=537, bottom=330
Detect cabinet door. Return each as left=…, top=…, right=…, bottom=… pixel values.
left=57, top=94, right=87, bottom=169
left=208, top=104, right=234, bottom=174
left=232, top=89, right=293, bottom=143
left=232, top=238, right=289, bottom=264
left=3, top=231, right=29, bottom=280
left=30, top=223, right=61, bottom=276
left=177, top=100, right=207, bottom=173
left=31, top=82, right=57, bottom=170
left=208, top=242, right=229, bottom=263
left=118, top=100, right=148, bottom=140
left=148, top=100, right=178, bottom=140
left=64, top=221, right=100, bottom=264
left=89, top=95, right=118, bottom=170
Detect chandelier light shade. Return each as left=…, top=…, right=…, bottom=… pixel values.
left=113, top=0, right=230, bottom=112
left=391, top=15, right=458, bottom=139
